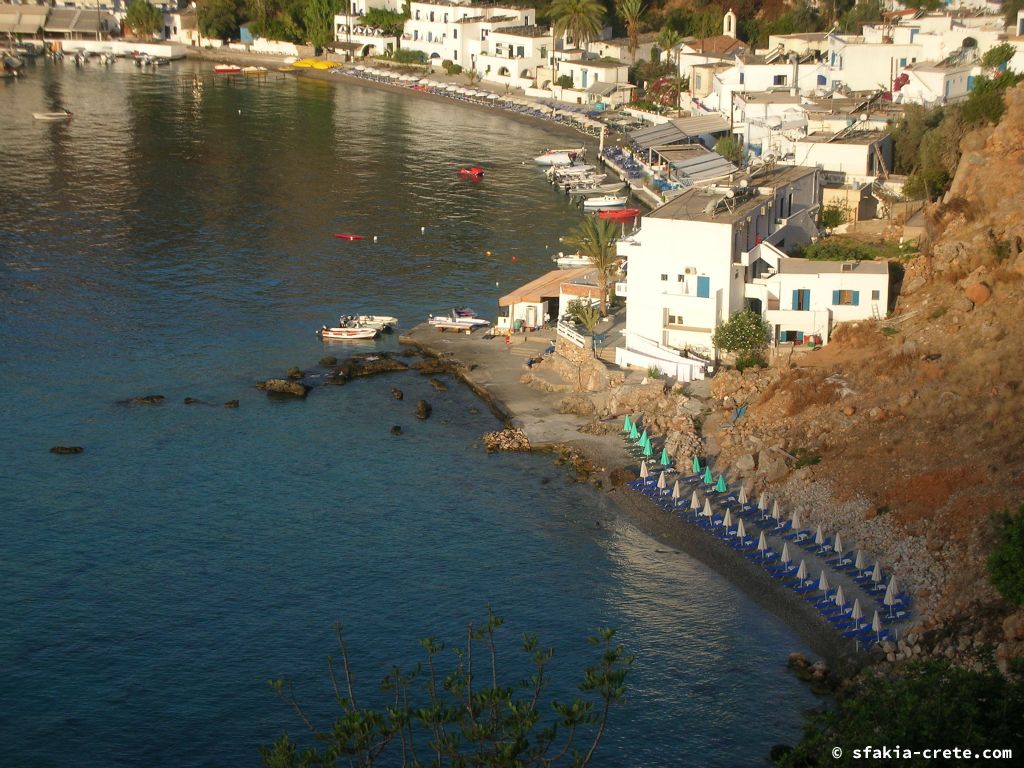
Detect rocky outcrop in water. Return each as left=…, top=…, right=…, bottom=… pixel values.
left=256, top=379, right=310, bottom=398
left=49, top=446, right=83, bottom=454
left=124, top=394, right=165, bottom=405
left=482, top=427, right=530, bottom=452
left=224, top=400, right=239, bottom=408
left=391, top=388, right=404, bottom=400
left=415, top=400, right=432, bottom=419
left=429, top=378, right=448, bottom=392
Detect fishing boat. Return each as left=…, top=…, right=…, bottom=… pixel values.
left=459, top=166, right=484, bottom=178
left=534, top=147, right=584, bottom=166
left=317, top=325, right=379, bottom=340
left=598, top=207, right=642, bottom=221
left=242, top=65, right=267, bottom=75
left=569, top=182, right=627, bottom=197
left=335, top=233, right=366, bottom=241
left=33, top=110, right=73, bottom=121
left=552, top=252, right=593, bottom=268
left=214, top=64, right=242, bottom=74
left=582, top=195, right=628, bottom=211
left=355, top=315, right=399, bottom=332
left=428, top=309, right=491, bottom=330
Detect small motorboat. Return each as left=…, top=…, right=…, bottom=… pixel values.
left=242, top=65, right=267, bottom=75
left=355, top=315, right=398, bottom=332
left=459, top=166, right=484, bottom=179
left=534, top=147, right=585, bottom=166
left=598, top=207, right=642, bottom=221
left=428, top=309, right=491, bottom=331
left=214, top=64, right=242, bottom=74
left=552, top=252, right=593, bottom=268
left=33, top=110, right=73, bottom=121
left=335, top=233, right=366, bottom=241
left=582, top=195, right=628, bottom=211
left=318, top=316, right=380, bottom=340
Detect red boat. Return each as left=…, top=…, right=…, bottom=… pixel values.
left=213, top=64, right=242, bottom=74
left=459, top=166, right=484, bottom=179
left=335, top=234, right=367, bottom=241
left=598, top=208, right=641, bottom=221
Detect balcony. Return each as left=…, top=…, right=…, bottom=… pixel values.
left=614, top=281, right=627, bottom=297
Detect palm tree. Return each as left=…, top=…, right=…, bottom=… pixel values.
left=616, top=0, right=646, bottom=64
left=575, top=302, right=602, bottom=357
left=562, top=216, right=619, bottom=316
left=657, top=26, right=681, bottom=70
left=550, top=0, right=605, bottom=51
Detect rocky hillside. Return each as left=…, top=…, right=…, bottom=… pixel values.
left=705, top=82, right=1024, bottom=671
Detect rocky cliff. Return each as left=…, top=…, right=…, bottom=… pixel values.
left=706, top=83, right=1024, bottom=671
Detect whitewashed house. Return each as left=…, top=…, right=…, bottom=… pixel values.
left=587, top=32, right=658, bottom=65
left=497, top=267, right=601, bottom=332
left=553, top=56, right=632, bottom=105
left=477, top=25, right=548, bottom=90
left=895, top=60, right=976, bottom=105
left=705, top=53, right=829, bottom=114
left=614, top=165, right=820, bottom=378
left=401, top=1, right=534, bottom=69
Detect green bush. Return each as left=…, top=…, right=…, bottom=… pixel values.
left=735, top=351, right=767, bottom=371
left=800, top=239, right=875, bottom=261
left=392, top=48, right=427, bottom=65
left=819, top=200, right=848, bottom=232
left=556, top=74, right=573, bottom=89
left=713, top=310, right=770, bottom=355
left=446, top=62, right=463, bottom=75
left=989, top=505, right=1024, bottom=604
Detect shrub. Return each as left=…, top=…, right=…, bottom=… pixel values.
left=800, top=239, right=875, bottom=261
left=988, top=505, right=1024, bottom=604
left=819, top=200, right=848, bottom=232
left=646, top=366, right=662, bottom=379
left=392, top=48, right=427, bottom=65
left=447, top=63, right=463, bottom=76
left=712, top=310, right=770, bottom=355
left=735, top=351, right=767, bottom=371
left=556, top=74, right=573, bottom=89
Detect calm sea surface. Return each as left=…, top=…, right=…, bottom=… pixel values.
left=0, top=60, right=817, bottom=766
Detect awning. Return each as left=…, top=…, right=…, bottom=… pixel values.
left=499, top=267, right=596, bottom=307
left=670, top=151, right=737, bottom=181
left=585, top=80, right=618, bottom=96
left=630, top=113, right=731, bottom=151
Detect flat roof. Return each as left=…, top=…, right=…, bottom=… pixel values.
left=648, top=165, right=816, bottom=224
left=778, top=258, right=889, bottom=275
left=495, top=25, right=549, bottom=38
left=797, top=129, right=890, bottom=145
left=737, top=92, right=805, bottom=104
left=499, top=266, right=597, bottom=306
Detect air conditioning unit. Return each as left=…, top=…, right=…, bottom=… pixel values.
left=684, top=267, right=697, bottom=275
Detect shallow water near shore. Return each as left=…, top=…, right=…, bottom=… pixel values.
left=0, top=60, right=818, bottom=765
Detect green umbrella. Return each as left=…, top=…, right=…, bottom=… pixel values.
left=702, top=466, right=713, bottom=485
left=623, top=415, right=632, bottom=433
left=659, top=447, right=671, bottom=466
left=629, top=423, right=639, bottom=440
left=715, top=474, right=727, bottom=493
left=642, top=433, right=652, bottom=451
left=637, top=429, right=648, bottom=446
left=691, top=455, right=701, bottom=474
left=642, top=441, right=654, bottom=457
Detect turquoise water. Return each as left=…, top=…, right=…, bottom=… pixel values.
left=0, top=60, right=817, bottom=766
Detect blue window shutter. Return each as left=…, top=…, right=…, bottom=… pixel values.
left=697, top=276, right=710, bottom=298
left=968, top=75, right=976, bottom=91
left=803, top=289, right=810, bottom=308
left=852, top=290, right=860, bottom=306
left=791, top=290, right=799, bottom=310
left=832, top=290, right=840, bottom=305
left=796, top=331, right=804, bottom=343
left=817, top=74, right=826, bottom=86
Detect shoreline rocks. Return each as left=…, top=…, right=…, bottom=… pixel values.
left=256, top=379, right=310, bottom=398
left=49, top=446, right=83, bottom=454
left=483, top=427, right=530, bottom=452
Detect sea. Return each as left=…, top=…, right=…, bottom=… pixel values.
left=0, top=59, right=818, bottom=767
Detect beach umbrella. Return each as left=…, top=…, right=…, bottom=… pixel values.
left=813, top=525, right=825, bottom=546
left=887, top=575, right=899, bottom=595
left=781, top=542, right=792, bottom=564
left=884, top=580, right=896, bottom=613
left=872, top=610, right=883, bottom=639
left=639, top=460, right=649, bottom=479
left=756, top=530, right=768, bottom=556
left=671, top=480, right=681, bottom=501
left=629, top=423, right=639, bottom=440
left=796, top=559, right=807, bottom=581
left=758, top=492, right=768, bottom=514
left=714, top=474, right=727, bottom=493
left=643, top=433, right=653, bottom=451
left=854, top=550, right=866, bottom=571
left=833, top=533, right=844, bottom=555
left=790, top=510, right=802, bottom=531
left=817, top=571, right=831, bottom=593
left=418, top=77, right=430, bottom=84
left=851, top=599, right=863, bottom=623
left=690, top=490, right=700, bottom=510
left=771, top=499, right=780, bottom=521
left=642, top=441, right=654, bottom=458
left=656, top=471, right=667, bottom=491
left=488, top=92, right=500, bottom=100
left=691, top=455, right=701, bottom=473
left=738, top=486, right=748, bottom=506
left=623, top=415, right=632, bottom=432
left=702, top=466, right=713, bottom=485
left=834, top=585, right=846, bottom=609
left=637, top=429, right=648, bottom=446
left=871, top=561, right=882, bottom=585
left=702, top=498, right=713, bottom=518
left=722, top=510, right=733, bottom=530
left=659, top=447, right=671, bottom=467
left=737, top=518, right=747, bottom=540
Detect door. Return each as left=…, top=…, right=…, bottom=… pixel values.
left=526, top=305, right=537, bottom=329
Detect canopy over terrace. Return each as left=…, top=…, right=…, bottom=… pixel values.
left=498, top=266, right=599, bottom=331
left=0, top=4, right=49, bottom=37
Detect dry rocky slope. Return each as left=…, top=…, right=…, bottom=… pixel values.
left=529, top=84, right=1024, bottom=672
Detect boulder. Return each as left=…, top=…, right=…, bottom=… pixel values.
left=756, top=448, right=789, bottom=481
left=429, top=378, right=448, bottom=392
left=411, top=357, right=461, bottom=376
left=963, top=282, right=992, bottom=305
left=415, top=400, right=432, bottom=419
left=903, top=275, right=927, bottom=294
left=390, top=425, right=403, bottom=436
left=224, top=400, right=239, bottom=409
left=391, top=388, right=404, bottom=400
left=608, top=467, right=637, bottom=487
left=735, top=453, right=756, bottom=472
left=287, top=366, right=303, bottom=380
left=49, top=446, right=83, bottom=454
left=482, top=427, right=530, bottom=452
left=257, top=379, right=310, bottom=398
left=125, top=394, right=164, bottom=405
left=952, top=295, right=975, bottom=313
left=318, top=356, right=338, bottom=367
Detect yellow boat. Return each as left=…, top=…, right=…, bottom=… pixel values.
left=278, top=65, right=296, bottom=72
left=312, top=61, right=336, bottom=70
left=292, top=59, right=316, bottom=68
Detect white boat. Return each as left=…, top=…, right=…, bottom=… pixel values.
left=317, top=324, right=379, bottom=340
left=534, top=147, right=585, bottom=166
left=569, top=182, right=627, bottom=197
left=552, top=252, right=593, bottom=268
left=428, top=309, right=491, bottom=330
left=546, top=163, right=595, bottom=178
left=33, top=110, right=73, bottom=121
left=582, top=195, right=628, bottom=210
left=356, top=314, right=398, bottom=331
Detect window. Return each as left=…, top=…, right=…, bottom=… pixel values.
left=738, top=72, right=744, bottom=85
left=429, top=11, right=434, bottom=21
left=517, top=46, right=525, bottom=58
left=453, top=29, right=457, bottom=39
left=660, top=274, right=668, bottom=281
left=695, top=75, right=702, bottom=89
left=677, top=274, right=685, bottom=282
left=791, top=289, right=810, bottom=311
left=444, top=14, right=447, bottom=22
left=832, top=290, right=860, bottom=306
left=899, top=58, right=907, bottom=67
left=871, top=290, right=880, bottom=301
left=667, top=314, right=682, bottom=325
left=773, top=74, right=787, bottom=86
left=415, top=10, right=419, bottom=19
left=696, top=276, right=710, bottom=298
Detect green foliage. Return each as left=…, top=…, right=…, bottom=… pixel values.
left=1006, top=0, right=1024, bottom=28
left=125, top=0, right=163, bottom=37
left=564, top=298, right=595, bottom=325
left=891, top=104, right=944, bottom=176
left=776, top=660, right=1024, bottom=767
left=819, top=201, right=848, bottom=233
left=800, top=239, right=874, bottom=262
left=303, top=0, right=340, bottom=51
left=881, top=326, right=898, bottom=336
left=793, top=448, right=821, bottom=468
left=735, top=351, right=767, bottom=371
left=962, top=72, right=1023, bottom=127
left=714, top=136, right=743, bottom=165
left=713, top=310, right=770, bottom=354
left=561, top=217, right=619, bottom=315
left=549, top=0, right=606, bottom=48
left=982, top=43, right=1016, bottom=70
left=363, top=8, right=407, bottom=37
left=391, top=48, right=427, bottom=64
left=989, top=505, right=1024, bottom=605
left=616, top=0, right=646, bottom=63
left=838, top=0, right=882, bottom=34
left=656, top=25, right=681, bottom=64
left=262, top=611, right=633, bottom=767
left=198, top=0, right=242, bottom=40
left=646, top=366, right=661, bottom=379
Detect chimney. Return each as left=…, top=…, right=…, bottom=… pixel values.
left=790, top=53, right=799, bottom=98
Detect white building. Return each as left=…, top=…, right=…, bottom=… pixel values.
left=477, top=25, right=548, bottom=90
left=706, top=53, right=829, bottom=113
left=402, top=1, right=534, bottom=69
left=894, top=60, right=976, bottom=105
left=553, top=56, right=631, bottom=105
left=615, top=165, right=820, bottom=373
left=497, top=267, right=601, bottom=332
left=587, top=32, right=658, bottom=65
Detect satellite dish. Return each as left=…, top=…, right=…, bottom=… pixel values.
left=739, top=179, right=749, bottom=188
left=726, top=189, right=736, bottom=198
left=859, top=113, right=868, bottom=122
